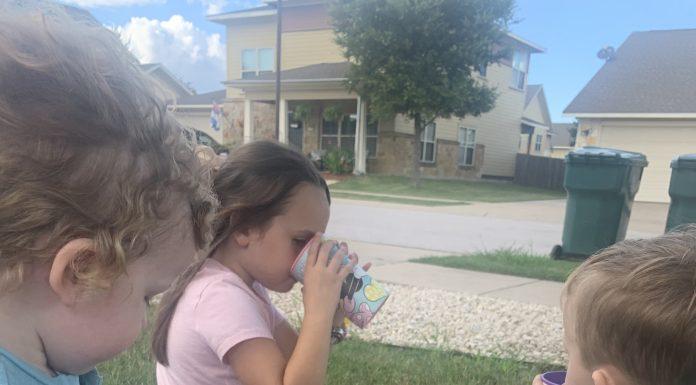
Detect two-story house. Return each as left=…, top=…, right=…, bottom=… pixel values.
left=209, top=0, right=546, bottom=180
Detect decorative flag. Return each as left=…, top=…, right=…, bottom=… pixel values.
left=210, top=100, right=222, bottom=131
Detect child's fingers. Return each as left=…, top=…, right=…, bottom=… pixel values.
left=329, top=246, right=348, bottom=273
left=362, top=262, right=372, bottom=272
left=316, top=240, right=336, bottom=268
left=306, top=233, right=322, bottom=267
left=338, top=254, right=357, bottom=280
left=531, top=375, right=543, bottom=385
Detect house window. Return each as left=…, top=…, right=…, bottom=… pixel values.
left=510, top=49, right=528, bottom=90
left=366, top=114, right=379, bottom=159
left=242, top=48, right=274, bottom=79
left=458, top=127, right=476, bottom=166
left=535, top=134, right=543, bottom=152
left=320, top=113, right=356, bottom=153
left=478, top=63, right=487, bottom=77
left=420, top=123, right=436, bottom=163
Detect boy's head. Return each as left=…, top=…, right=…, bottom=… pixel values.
left=0, top=1, right=214, bottom=374
left=562, top=227, right=696, bottom=385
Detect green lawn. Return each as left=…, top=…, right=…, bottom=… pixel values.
left=331, top=191, right=465, bottom=206
left=99, top=310, right=558, bottom=385
left=412, top=249, right=582, bottom=282
left=330, top=176, right=565, bottom=204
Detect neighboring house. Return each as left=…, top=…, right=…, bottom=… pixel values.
left=548, top=122, right=576, bottom=159
left=519, top=84, right=552, bottom=156
left=209, top=0, right=545, bottom=179
left=565, top=29, right=696, bottom=203
left=170, top=89, right=227, bottom=145
left=139, top=63, right=195, bottom=102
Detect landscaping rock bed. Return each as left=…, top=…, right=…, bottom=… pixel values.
left=270, top=282, right=566, bottom=365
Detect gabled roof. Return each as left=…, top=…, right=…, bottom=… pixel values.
left=174, top=89, right=226, bottom=106
left=230, top=62, right=350, bottom=84
left=523, top=84, right=552, bottom=128
left=525, top=84, right=542, bottom=108
left=565, top=29, right=696, bottom=116
left=139, top=63, right=195, bottom=97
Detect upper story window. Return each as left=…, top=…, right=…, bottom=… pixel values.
left=510, top=49, right=528, bottom=90
left=242, top=48, right=274, bottom=79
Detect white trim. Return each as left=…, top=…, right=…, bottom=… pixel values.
left=521, top=118, right=549, bottom=129
left=169, top=104, right=213, bottom=109
left=244, top=99, right=253, bottom=144
left=228, top=78, right=346, bottom=85
left=279, top=99, right=288, bottom=144
left=506, top=32, right=546, bottom=53
left=567, top=112, right=696, bottom=119
left=208, top=9, right=276, bottom=22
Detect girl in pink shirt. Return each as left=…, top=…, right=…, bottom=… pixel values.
left=153, top=141, right=366, bottom=385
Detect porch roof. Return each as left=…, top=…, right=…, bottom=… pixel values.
left=227, top=62, right=350, bottom=86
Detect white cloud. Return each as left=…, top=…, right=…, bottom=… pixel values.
left=116, top=15, right=226, bottom=92
left=188, top=0, right=262, bottom=15
left=65, top=0, right=164, bottom=7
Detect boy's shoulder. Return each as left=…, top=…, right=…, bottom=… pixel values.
left=0, top=348, right=101, bottom=385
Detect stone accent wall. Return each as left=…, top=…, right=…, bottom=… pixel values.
left=222, top=101, right=244, bottom=148
left=367, top=131, right=484, bottom=179
left=252, top=101, right=276, bottom=141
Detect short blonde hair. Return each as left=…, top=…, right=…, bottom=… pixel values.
left=564, top=226, right=696, bottom=385
left=0, top=2, right=215, bottom=291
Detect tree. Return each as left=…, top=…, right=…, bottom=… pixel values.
left=568, top=120, right=579, bottom=147
left=331, top=0, right=514, bottom=185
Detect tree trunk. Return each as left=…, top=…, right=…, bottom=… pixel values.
left=411, top=113, right=423, bottom=188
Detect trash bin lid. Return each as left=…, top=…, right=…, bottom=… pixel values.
left=566, top=146, right=648, bottom=167
left=671, top=154, right=696, bottom=169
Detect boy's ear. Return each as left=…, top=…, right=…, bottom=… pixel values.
left=48, top=238, right=96, bottom=306
left=592, top=366, right=625, bottom=385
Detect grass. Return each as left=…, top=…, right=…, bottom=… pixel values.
left=330, top=175, right=565, bottom=204
left=331, top=191, right=465, bottom=206
left=98, top=310, right=559, bottom=385
left=412, top=248, right=582, bottom=282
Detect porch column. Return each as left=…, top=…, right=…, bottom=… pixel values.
left=278, top=99, right=288, bottom=144
left=354, top=97, right=367, bottom=175
left=243, top=99, right=253, bottom=144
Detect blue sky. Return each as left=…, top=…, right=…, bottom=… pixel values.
left=71, top=0, right=696, bottom=122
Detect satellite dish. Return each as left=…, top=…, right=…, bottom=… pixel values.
left=597, top=46, right=616, bottom=61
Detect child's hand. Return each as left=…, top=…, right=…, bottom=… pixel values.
left=532, top=375, right=543, bottom=385
left=332, top=244, right=371, bottom=328
left=302, top=236, right=357, bottom=323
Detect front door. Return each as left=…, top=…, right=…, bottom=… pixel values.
left=288, top=114, right=304, bottom=152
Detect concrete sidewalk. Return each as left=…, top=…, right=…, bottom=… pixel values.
left=345, top=240, right=564, bottom=308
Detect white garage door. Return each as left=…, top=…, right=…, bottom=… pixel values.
left=599, top=123, right=696, bottom=203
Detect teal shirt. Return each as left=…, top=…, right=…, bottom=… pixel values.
left=0, top=348, right=101, bottom=385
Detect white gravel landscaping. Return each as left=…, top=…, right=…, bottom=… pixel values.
left=270, top=282, right=567, bottom=365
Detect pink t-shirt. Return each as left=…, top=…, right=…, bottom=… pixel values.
left=156, top=258, right=287, bottom=385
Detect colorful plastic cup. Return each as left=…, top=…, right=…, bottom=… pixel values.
left=541, top=371, right=567, bottom=385
left=290, top=241, right=390, bottom=328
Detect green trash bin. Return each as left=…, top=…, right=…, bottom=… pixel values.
left=551, top=147, right=648, bottom=259
left=665, top=154, right=696, bottom=232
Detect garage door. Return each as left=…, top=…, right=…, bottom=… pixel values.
left=600, top=124, right=696, bottom=203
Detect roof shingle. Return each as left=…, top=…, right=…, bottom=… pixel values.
left=565, top=29, right=696, bottom=114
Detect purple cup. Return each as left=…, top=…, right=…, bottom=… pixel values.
left=541, top=371, right=566, bottom=385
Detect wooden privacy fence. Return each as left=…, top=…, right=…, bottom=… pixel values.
left=514, top=154, right=566, bottom=191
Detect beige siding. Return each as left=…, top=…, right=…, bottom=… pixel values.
left=586, top=119, right=696, bottom=203
left=172, top=109, right=224, bottom=144
left=392, top=63, right=524, bottom=177
left=523, top=93, right=547, bottom=127
left=282, top=29, right=344, bottom=70
left=226, top=19, right=276, bottom=99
